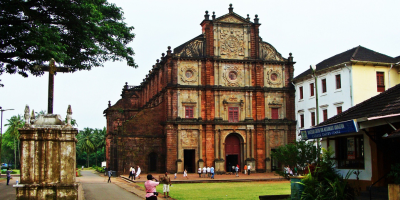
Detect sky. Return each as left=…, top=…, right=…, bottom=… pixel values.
left=1, top=0, right=399, bottom=132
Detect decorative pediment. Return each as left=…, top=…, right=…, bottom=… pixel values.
left=174, top=34, right=205, bottom=58
left=259, top=41, right=285, bottom=61
left=217, top=15, right=247, bottom=24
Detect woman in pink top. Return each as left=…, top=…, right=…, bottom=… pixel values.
left=145, top=174, right=159, bottom=200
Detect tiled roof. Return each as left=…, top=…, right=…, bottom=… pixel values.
left=173, top=34, right=204, bottom=54
left=293, top=46, right=397, bottom=81
left=395, top=56, right=400, bottom=62
left=318, top=83, right=400, bottom=126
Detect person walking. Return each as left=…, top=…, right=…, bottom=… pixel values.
left=136, top=166, right=141, bottom=179
left=202, top=166, right=207, bottom=178
left=129, top=166, right=133, bottom=180
left=6, top=168, right=12, bottom=185
left=107, top=168, right=113, bottom=183
left=244, top=164, right=247, bottom=174
left=247, top=164, right=251, bottom=175
left=235, top=165, right=239, bottom=177
left=183, top=169, right=188, bottom=179
left=162, top=172, right=171, bottom=198
left=231, top=165, right=235, bottom=175
left=145, top=174, right=159, bottom=200
left=210, top=166, right=215, bottom=179
left=207, top=166, right=211, bottom=178
left=198, top=167, right=202, bottom=178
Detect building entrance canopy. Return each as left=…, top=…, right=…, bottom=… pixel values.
left=301, top=119, right=359, bottom=140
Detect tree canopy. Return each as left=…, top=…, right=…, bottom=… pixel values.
left=0, top=0, right=137, bottom=84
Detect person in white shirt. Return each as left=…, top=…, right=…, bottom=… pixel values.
left=198, top=167, right=202, bottom=178
left=131, top=166, right=136, bottom=180
left=202, top=166, right=207, bottom=178
left=136, top=166, right=141, bottom=179
left=206, top=166, right=211, bottom=178
left=247, top=164, right=251, bottom=175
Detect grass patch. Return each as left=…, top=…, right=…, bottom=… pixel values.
left=138, top=181, right=290, bottom=200
left=1, top=169, right=20, bottom=174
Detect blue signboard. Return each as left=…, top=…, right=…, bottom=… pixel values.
left=300, top=119, right=359, bottom=140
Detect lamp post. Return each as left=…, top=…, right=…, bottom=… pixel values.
left=0, top=106, right=14, bottom=168
left=309, top=65, right=320, bottom=163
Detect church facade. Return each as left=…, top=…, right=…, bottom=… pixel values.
left=104, top=5, right=296, bottom=175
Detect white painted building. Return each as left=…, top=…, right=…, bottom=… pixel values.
left=293, top=46, right=400, bottom=140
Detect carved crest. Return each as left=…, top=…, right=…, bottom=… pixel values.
left=220, top=28, right=245, bottom=59
left=259, top=42, right=285, bottom=61
left=182, top=130, right=198, bottom=147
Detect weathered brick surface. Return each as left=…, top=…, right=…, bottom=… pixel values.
left=105, top=8, right=296, bottom=174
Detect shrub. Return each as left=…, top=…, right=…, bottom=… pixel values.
left=388, top=163, right=400, bottom=184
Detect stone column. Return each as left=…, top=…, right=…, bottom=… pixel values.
left=250, top=92, right=253, bottom=119
left=265, top=127, right=271, bottom=172
left=246, top=129, right=250, bottom=159
left=198, top=90, right=202, bottom=120
left=198, top=126, right=204, bottom=168
left=214, top=129, right=219, bottom=159
left=177, top=127, right=183, bottom=172
left=251, top=129, right=255, bottom=159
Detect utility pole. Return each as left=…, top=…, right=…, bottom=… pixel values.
left=310, top=65, right=320, bottom=163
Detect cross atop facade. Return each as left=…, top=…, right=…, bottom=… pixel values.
left=35, top=58, right=72, bottom=114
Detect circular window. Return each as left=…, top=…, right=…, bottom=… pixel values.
left=270, top=73, right=278, bottom=81
left=228, top=71, right=237, bottom=80
left=185, top=70, right=193, bottom=78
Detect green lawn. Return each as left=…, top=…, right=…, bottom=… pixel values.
left=138, top=181, right=290, bottom=200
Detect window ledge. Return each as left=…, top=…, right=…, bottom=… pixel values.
left=334, top=89, right=342, bottom=93
left=298, top=99, right=304, bottom=102
left=320, top=93, right=327, bottom=97
left=309, top=96, right=315, bottom=100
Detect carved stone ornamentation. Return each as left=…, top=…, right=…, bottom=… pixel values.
left=222, top=64, right=243, bottom=87
left=266, top=69, right=282, bottom=85
left=220, top=28, right=245, bottom=59
left=220, top=16, right=243, bottom=23
left=180, top=65, right=198, bottom=83
left=24, top=105, right=30, bottom=125
left=182, top=130, right=198, bottom=147
left=259, top=42, right=285, bottom=61
left=176, top=40, right=203, bottom=57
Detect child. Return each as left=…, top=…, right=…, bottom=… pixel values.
left=174, top=173, right=177, bottom=179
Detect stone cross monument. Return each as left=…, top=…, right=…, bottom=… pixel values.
left=14, top=105, right=83, bottom=199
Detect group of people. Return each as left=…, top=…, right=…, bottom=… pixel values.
left=198, top=166, right=215, bottom=179
left=144, top=172, right=172, bottom=200
left=283, top=165, right=297, bottom=178
left=230, top=164, right=252, bottom=176
left=128, top=166, right=141, bottom=180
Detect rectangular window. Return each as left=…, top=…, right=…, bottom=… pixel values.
left=185, top=106, right=194, bottom=118
left=300, top=114, right=304, bottom=128
left=310, top=83, right=314, bottom=96
left=299, top=86, right=303, bottom=99
left=311, top=112, right=315, bottom=126
left=271, top=108, right=279, bottom=119
left=335, top=135, right=364, bottom=169
left=228, top=107, right=239, bottom=122
left=377, top=72, right=385, bottom=92
left=337, top=106, right=342, bottom=114
left=323, top=109, right=328, bottom=121
left=322, top=79, right=327, bottom=93
left=336, top=74, right=341, bottom=89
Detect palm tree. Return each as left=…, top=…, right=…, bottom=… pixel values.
left=77, top=128, right=95, bottom=168
left=93, top=127, right=106, bottom=166
left=4, top=115, right=24, bottom=169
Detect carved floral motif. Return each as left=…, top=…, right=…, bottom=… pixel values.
left=259, top=42, right=285, bottom=61
left=220, top=28, right=244, bottom=59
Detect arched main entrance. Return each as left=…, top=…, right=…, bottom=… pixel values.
left=225, top=134, right=241, bottom=172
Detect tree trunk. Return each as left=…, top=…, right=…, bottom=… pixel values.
left=17, top=139, right=20, bottom=168
left=87, top=153, right=89, bottom=168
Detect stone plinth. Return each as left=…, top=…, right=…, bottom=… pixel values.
left=15, top=109, right=82, bottom=200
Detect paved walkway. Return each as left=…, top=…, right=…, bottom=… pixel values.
left=0, top=176, right=19, bottom=200
left=78, top=170, right=142, bottom=200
